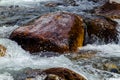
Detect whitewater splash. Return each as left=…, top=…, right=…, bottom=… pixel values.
left=0, top=38, right=87, bottom=80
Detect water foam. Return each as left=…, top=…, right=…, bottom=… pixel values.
left=79, top=44, right=120, bottom=57
left=0, top=25, right=19, bottom=38
left=0, top=38, right=80, bottom=79
left=0, top=73, right=13, bottom=80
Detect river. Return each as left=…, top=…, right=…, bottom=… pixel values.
left=0, top=0, right=120, bottom=80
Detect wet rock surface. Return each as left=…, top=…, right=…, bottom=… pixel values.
left=84, top=15, right=118, bottom=44
left=43, top=68, right=86, bottom=80
left=95, top=1, right=120, bottom=19
left=10, top=12, right=84, bottom=53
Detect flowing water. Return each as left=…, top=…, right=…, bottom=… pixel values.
left=0, top=0, right=120, bottom=80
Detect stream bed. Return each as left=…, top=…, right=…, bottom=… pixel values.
left=0, top=0, right=120, bottom=80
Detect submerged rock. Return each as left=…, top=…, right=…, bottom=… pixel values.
left=95, top=1, right=120, bottom=19
left=84, top=15, right=118, bottom=44
left=92, top=61, right=120, bottom=74
left=66, top=50, right=98, bottom=60
left=10, top=12, right=84, bottom=53
left=0, top=44, right=6, bottom=57
left=104, top=63, right=119, bottom=73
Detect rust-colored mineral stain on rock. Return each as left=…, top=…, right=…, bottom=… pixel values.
left=10, top=12, right=84, bottom=53
left=0, top=44, right=6, bottom=57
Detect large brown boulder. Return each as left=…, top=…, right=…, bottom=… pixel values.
left=0, top=44, right=6, bottom=57
left=84, top=15, right=118, bottom=44
left=25, top=67, right=87, bottom=80
left=10, top=12, right=84, bottom=53
left=95, top=1, right=120, bottom=19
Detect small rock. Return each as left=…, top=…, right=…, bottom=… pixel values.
left=104, top=63, right=119, bottom=73
left=0, top=44, right=6, bottom=57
